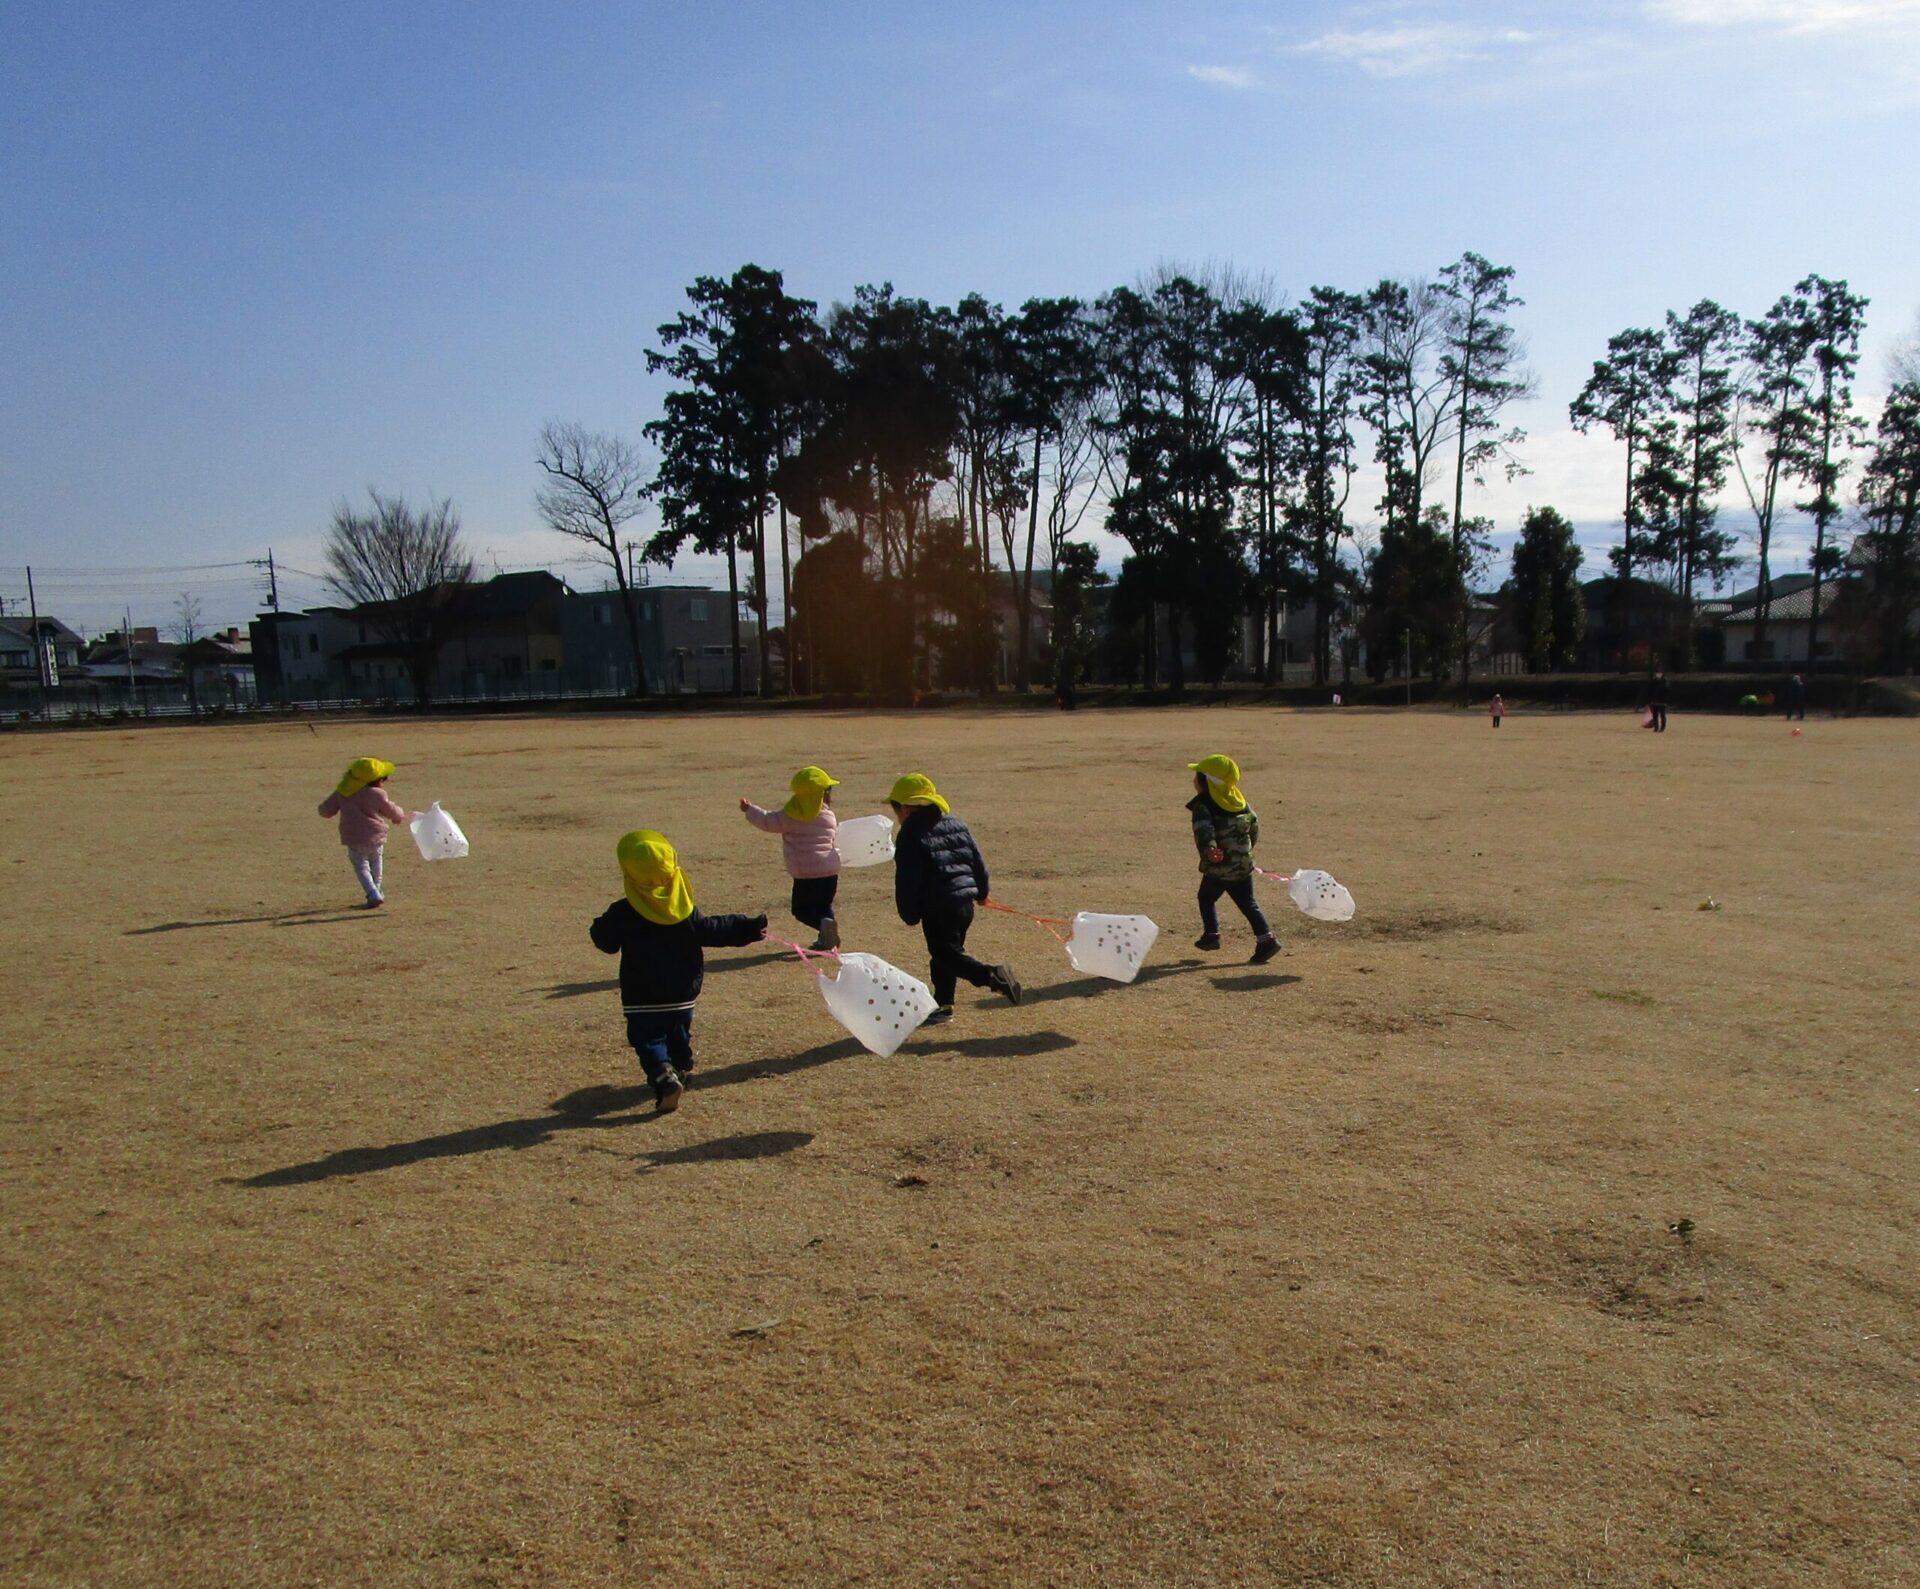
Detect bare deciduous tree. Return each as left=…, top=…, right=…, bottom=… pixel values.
left=171, top=592, right=204, bottom=646
left=536, top=421, right=651, bottom=695
left=323, top=488, right=474, bottom=705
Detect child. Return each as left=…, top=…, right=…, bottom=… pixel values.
left=1490, top=693, right=1505, bottom=728
left=1187, top=754, right=1281, bottom=965
left=589, top=830, right=767, bottom=1114
left=317, top=757, right=419, bottom=909
left=741, top=765, right=842, bottom=950
left=887, top=773, right=1021, bottom=1026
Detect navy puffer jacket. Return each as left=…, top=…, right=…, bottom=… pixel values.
left=589, top=900, right=765, bottom=1012
left=893, top=808, right=990, bottom=925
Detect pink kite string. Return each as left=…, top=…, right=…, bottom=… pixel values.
left=979, top=897, right=1073, bottom=946
left=1254, top=867, right=1296, bottom=885
left=763, top=934, right=842, bottom=975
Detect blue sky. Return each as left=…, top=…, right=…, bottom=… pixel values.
left=4, top=0, right=1918, bottom=633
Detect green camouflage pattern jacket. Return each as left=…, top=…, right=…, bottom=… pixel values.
left=1187, top=792, right=1260, bottom=881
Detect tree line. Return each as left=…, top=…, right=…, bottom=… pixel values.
left=323, top=263, right=1920, bottom=700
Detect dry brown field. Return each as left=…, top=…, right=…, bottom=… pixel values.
left=2, top=705, right=1916, bottom=1587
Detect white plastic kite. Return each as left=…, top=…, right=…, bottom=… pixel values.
left=834, top=813, right=897, bottom=868
left=408, top=802, right=470, bottom=861
left=814, top=951, right=939, bottom=1057
left=1257, top=867, right=1356, bottom=922
left=1062, top=912, right=1160, bottom=984
left=983, top=899, right=1161, bottom=985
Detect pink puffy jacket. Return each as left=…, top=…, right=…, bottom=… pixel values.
left=319, top=784, right=410, bottom=849
left=742, top=802, right=840, bottom=878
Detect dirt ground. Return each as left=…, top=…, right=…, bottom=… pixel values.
left=1, top=705, right=1915, bottom=1586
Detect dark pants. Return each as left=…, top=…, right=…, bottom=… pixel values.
left=1652, top=703, right=1668, bottom=731
left=1198, top=875, right=1272, bottom=940
left=920, top=903, right=997, bottom=1007
left=791, top=874, right=838, bottom=929
left=624, top=1010, right=694, bottom=1083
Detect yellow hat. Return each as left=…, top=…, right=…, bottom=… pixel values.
left=336, top=757, right=396, bottom=797
left=617, top=830, right=695, bottom=925
left=783, top=765, right=840, bottom=822
left=1187, top=754, right=1247, bottom=813
left=886, top=772, right=949, bottom=814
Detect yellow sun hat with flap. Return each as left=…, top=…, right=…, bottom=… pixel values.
left=886, top=773, right=949, bottom=814
left=617, top=830, right=695, bottom=925
left=336, top=757, right=396, bottom=797
left=1187, top=753, right=1247, bottom=812
left=784, top=765, right=840, bottom=821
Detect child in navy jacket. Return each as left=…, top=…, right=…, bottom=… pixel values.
left=887, top=773, right=1020, bottom=1025
left=590, top=829, right=766, bottom=1113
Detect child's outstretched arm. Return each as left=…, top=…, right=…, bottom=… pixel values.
left=692, top=909, right=770, bottom=948
left=740, top=801, right=788, bottom=833
left=318, top=792, right=343, bottom=818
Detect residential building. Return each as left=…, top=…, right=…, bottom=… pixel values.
left=560, top=584, right=758, bottom=694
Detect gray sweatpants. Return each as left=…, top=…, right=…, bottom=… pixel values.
left=348, top=845, right=385, bottom=903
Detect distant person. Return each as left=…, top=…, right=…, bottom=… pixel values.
left=1647, top=671, right=1669, bottom=732
left=589, top=830, right=766, bottom=1114
left=741, top=765, right=842, bottom=951
left=1787, top=672, right=1807, bottom=721
left=317, top=756, right=419, bottom=909
left=1490, top=693, right=1505, bottom=729
left=887, top=773, right=1021, bottom=1026
left=1187, top=754, right=1281, bottom=965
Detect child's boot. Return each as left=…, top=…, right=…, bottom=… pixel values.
left=1250, top=936, right=1281, bottom=966
left=1194, top=931, right=1222, bottom=950
left=989, top=964, right=1023, bottom=1006
left=812, top=915, right=840, bottom=952
left=923, top=1006, right=954, bottom=1026
left=652, top=1066, right=684, bottom=1114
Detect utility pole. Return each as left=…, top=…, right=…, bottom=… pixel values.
left=1404, top=628, right=1412, bottom=708
left=125, top=606, right=136, bottom=701
left=265, top=549, right=280, bottom=611
left=27, top=565, right=47, bottom=719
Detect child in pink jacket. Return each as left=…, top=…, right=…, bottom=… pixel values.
left=318, top=756, right=419, bottom=908
left=740, top=765, right=842, bottom=950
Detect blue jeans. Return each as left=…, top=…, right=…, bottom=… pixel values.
left=624, top=1011, right=694, bottom=1083
left=1198, top=875, right=1271, bottom=939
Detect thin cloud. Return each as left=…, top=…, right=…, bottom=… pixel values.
left=1647, top=0, right=1920, bottom=32
left=1186, top=63, right=1259, bottom=89
left=1290, top=23, right=1539, bottom=78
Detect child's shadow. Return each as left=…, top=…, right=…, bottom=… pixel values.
left=127, top=907, right=368, bottom=935
left=634, top=1131, right=812, bottom=1173
left=1211, top=973, right=1302, bottom=992
left=231, top=1083, right=656, bottom=1187
left=902, top=1029, right=1076, bottom=1059
left=1015, top=958, right=1212, bottom=1005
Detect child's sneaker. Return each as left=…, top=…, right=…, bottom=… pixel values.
left=652, top=1068, right=684, bottom=1114
left=1250, top=937, right=1281, bottom=965
left=923, top=1006, right=954, bottom=1026
left=990, top=965, right=1023, bottom=1006
left=1193, top=932, right=1221, bottom=950
left=813, top=916, right=840, bottom=952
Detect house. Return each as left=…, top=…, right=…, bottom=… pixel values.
left=1576, top=576, right=1693, bottom=672
left=249, top=608, right=360, bottom=702
left=178, top=628, right=256, bottom=706
left=560, top=584, right=759, bottom=695
left=1714, top=573, right=1862, bottom=667
left=0, top=614, right=85, bottom=693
